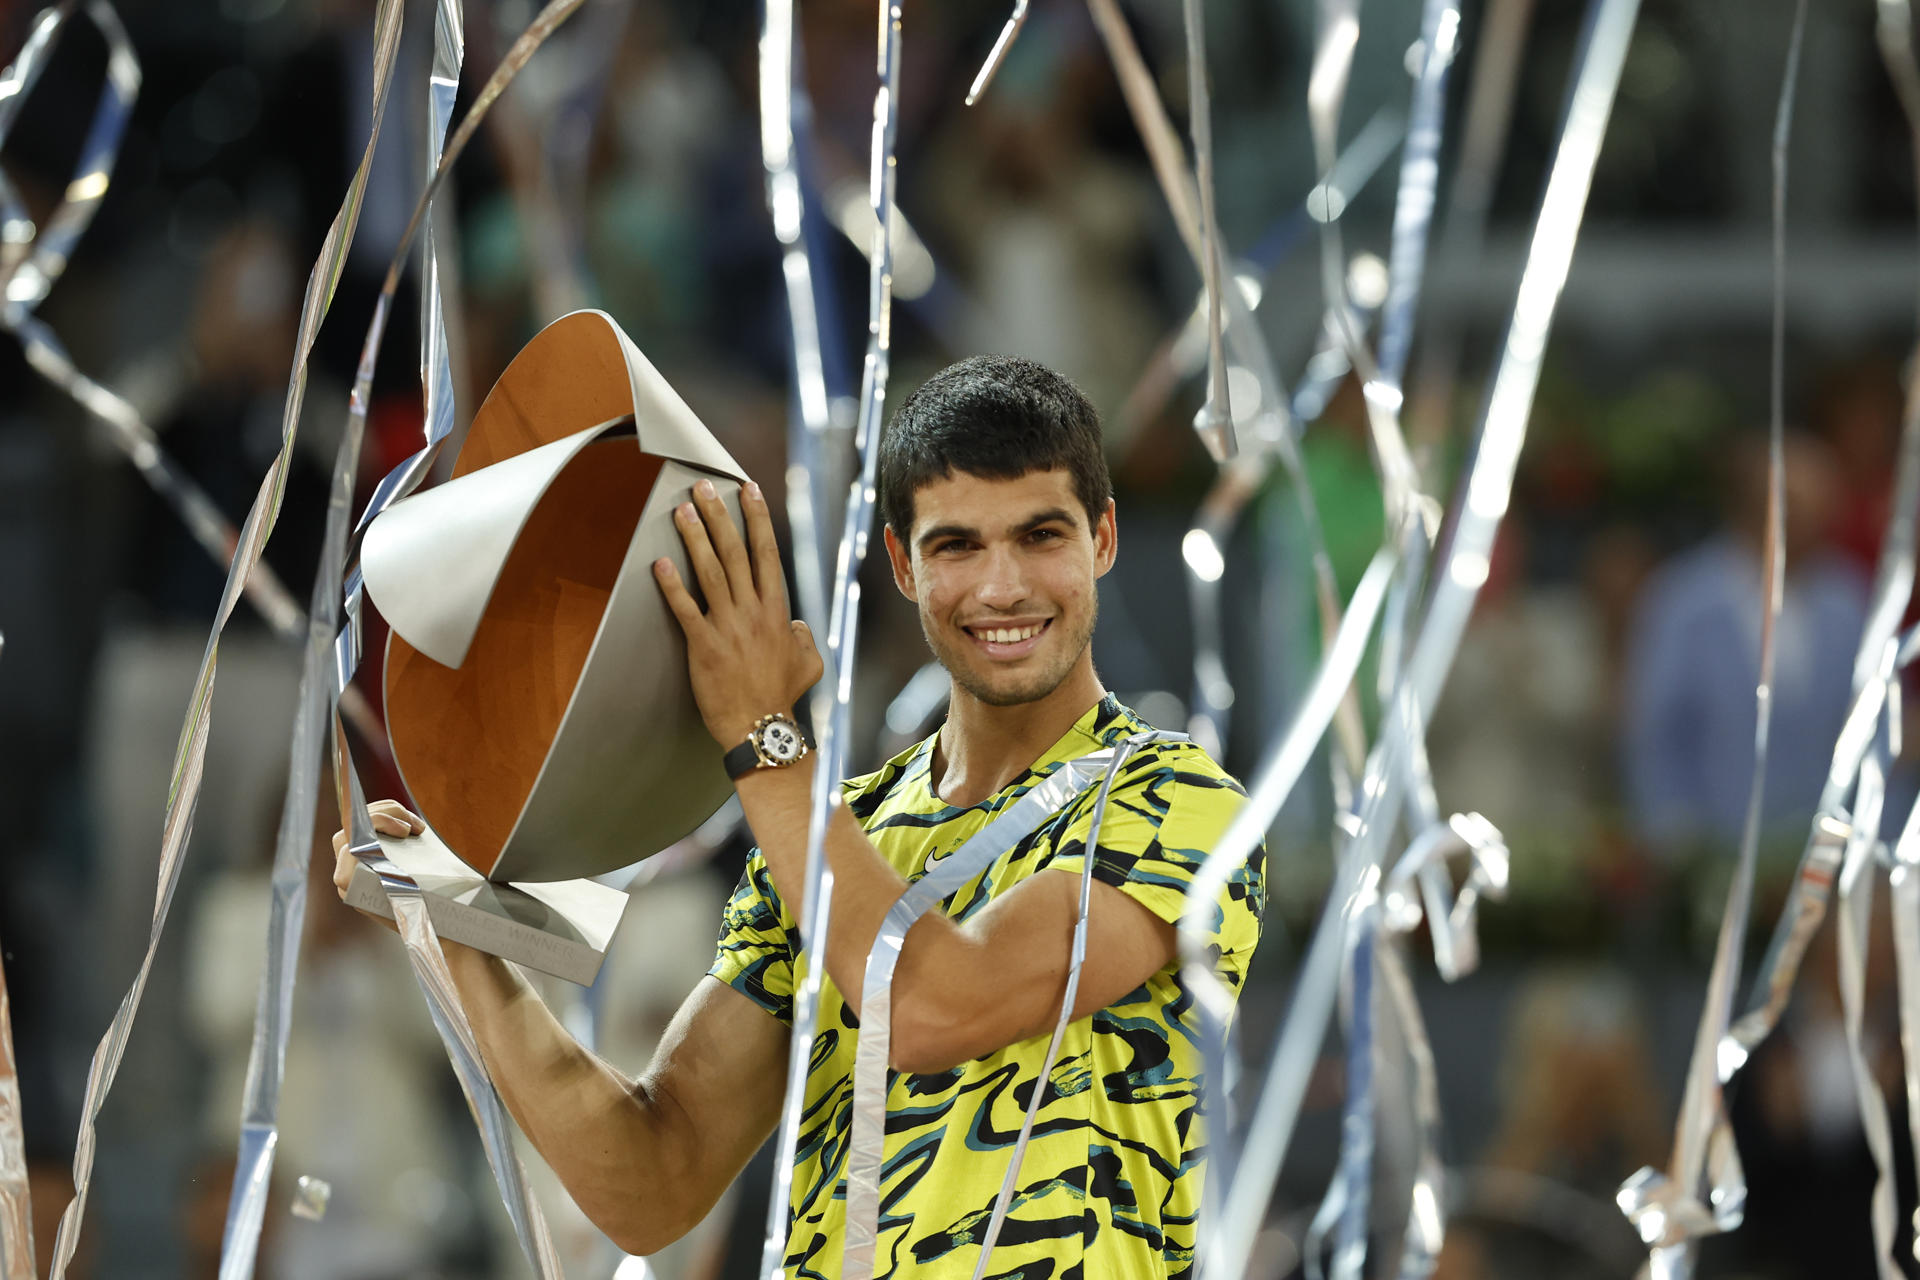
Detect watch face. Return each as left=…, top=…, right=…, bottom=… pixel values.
left=757, top=717, right=804, bottom=764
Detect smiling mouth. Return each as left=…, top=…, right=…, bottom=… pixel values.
left=963, top=618, right=1052, bottom=655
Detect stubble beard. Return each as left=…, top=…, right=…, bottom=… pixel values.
left=923, top=595, right=1099, bottom=709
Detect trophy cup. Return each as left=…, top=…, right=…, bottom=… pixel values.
left=342, top=310, right=747, bottom=983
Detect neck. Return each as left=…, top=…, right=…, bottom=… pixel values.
left=930, top=657, right=1106, bottom=808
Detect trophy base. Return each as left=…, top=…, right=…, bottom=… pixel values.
left=345, top=826, right=631, bottom=985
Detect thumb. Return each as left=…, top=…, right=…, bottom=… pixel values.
left=791, top=618, right=814, bottom=650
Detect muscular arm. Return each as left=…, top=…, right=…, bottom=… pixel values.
left=334, top=811, right=786, bottom=1257
left=736, top=763, right=1174, bottom=1073
left=655, top=478, right=1175, bottom=1077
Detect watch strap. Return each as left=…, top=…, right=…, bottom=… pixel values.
left=723, top=739, right=764, bottom=780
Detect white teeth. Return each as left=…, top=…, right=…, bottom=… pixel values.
left=979, top=624, right=1042, bottom=644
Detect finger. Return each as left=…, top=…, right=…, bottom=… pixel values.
left=371, top=812, right=414, bottom=837
left=744, top=482, right=792, bottom=611
left=653, top=559, right=711, bottom=635
left=674, top=499, right=732, bottom=617
left=369, top=800, right=425, bottom=833
left=793, top=619, right=825, bottom=685
left=692, top=479, right=755, bottom=609
left=332, top=828, right=347, bottom=858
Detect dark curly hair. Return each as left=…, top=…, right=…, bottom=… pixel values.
left=877, top=354, right=1112, bottom=543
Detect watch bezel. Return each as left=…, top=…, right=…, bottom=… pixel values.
left=748, top=713, right=807, bottom=768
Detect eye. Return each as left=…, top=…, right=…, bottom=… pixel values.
left=1026, top=527, right=1062, bottom=544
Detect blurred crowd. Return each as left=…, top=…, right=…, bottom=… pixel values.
left=2, top=0, right=1919, bottom=1276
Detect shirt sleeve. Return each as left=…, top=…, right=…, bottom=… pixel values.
left=1044, top=745, right=1265, bottom=991
left=707, top=850, right=796, bottom=1023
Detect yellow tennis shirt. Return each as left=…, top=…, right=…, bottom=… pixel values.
left=709, top=695, right=1265, bottom=1278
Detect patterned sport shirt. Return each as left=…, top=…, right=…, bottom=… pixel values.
left=709, top=695, right=1265, bottom=1279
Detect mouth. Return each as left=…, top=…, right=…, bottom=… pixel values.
left=962, top=618, right=1052, bottom=660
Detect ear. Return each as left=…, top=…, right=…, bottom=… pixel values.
left=1092, top=499, right=1117, bottom=579
left=884, top=525, right=917, bottom=600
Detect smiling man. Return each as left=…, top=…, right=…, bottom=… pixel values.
left=336, top=355, right=1264, bottom=1278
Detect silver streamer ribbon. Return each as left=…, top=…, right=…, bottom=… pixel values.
left=1406, top=0, right=1536, bottom=448
left=1187, top=1, right=1641, bottom=1273
left=0, top=4, right=385, bottom=748
left=0, top=945, right=31, bottom=1280
left=41, top=0, right=409, bottom=1269
left=758, top=0, right=836, bottom=649
left=964, top=2, right=1029, bottom=107
left=840, top=733, right=1180, bottom=1278
left=1306, top=0, right=1420, bottom=536
left=1616, top=6, right=1805, bottom=1272
left=213, top=0, right=469, bottom=1274
left=759, top=2, right=904, bottom=1275
left=1725, top=0, right=1920, bottom=1075
left=1182, top=544, right=1398, bottom=1279
left=324, top=5, right=599, bottom=1275
left=1083, top=0, right=1365, bottom=804
left=1184, top=0, right=1235, bottom=462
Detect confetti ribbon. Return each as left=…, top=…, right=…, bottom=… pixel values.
left=1187, top=1, right=1641, bottom=1273
left=0, top=944, right=31, bottom=1280
left=759, top=2, right=904, bottom=1275
left=1725, top=0, right=1920, bottom=1081
left=1406, top=0, right=1536, bottom=450
left=1080, top=0, right=1366, bottom=802
left=840, top=733, right=1182, bottom=1279
left=964, top=2, right=1029, bottom=107
left=1616, top=6, right=1805, bottom=1273
left=758, top=0, right=838, bottom=650
left=213, top=1, right=469, bottom=1274
left=42, top=0, right=409, bottom=1269
left=0, top=2, right=388, bottom=748
left=1183, top=0, right=1235, bottom=462
left=322, top=5, right=606, bottom=1274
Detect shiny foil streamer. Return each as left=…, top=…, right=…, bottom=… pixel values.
left=0, top=5, right=390, bottom=741
left=1188, top=1, right=1641, bottom=1273
left=1183, top=0, right=1236, bottom=462
left=1305, top=0, right=1421, bottom=536
left=1374, top=0, right=1462, bottom=398
left=0, top=949, right=32, bottom=1280
left=1083, top=0, right=1363, bottom=797
left=1887, top=784, right=1920, bottom=1260
left=1725, top=0, right=1920, bottom=1091
left=964, top=1, right=1029, bottom=107
left=1181, top=545, right=1399, bottom=1277
left=758, top=0, right=836, bottom=648
left=840, top=736, right=1179, bottom=1279
left=0, top=5, right=73, bottom=278
left=1616, top=6, right=1805, bottom=1271
left=759, top=4, right=904, bottom=1276
left=1836, top=744, right=1901, bottom=1280
left=42, top=1, right=409, bottom=1272
left=1406, top=0, right=1535, bottom=449
left=321, top=5, right=596, bottom=1274
left=214, top=3, right=469, bottom=1276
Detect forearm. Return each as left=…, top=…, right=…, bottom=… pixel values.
left=734, top=759, right=961, bottom=1020
left=438, top=941, right=699, bottom=1253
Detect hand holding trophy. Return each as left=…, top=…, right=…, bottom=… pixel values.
left=335, top=310, right=754, bottom=982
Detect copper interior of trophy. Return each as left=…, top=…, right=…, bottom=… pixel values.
left=450, top=311, right=638, bottom=478
left=386, top=441, right=664, bottom=875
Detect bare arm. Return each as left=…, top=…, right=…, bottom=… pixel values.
left=734, top=766, right=1174, bottom=1072
left=334, top=809, right=787, bottom=1256
left=656, top=480, right=1175, bottom=1076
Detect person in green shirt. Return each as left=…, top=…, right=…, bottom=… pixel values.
left=337, top=354, right=1264, bottom=1277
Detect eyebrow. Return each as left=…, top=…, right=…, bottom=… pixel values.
left=916, top=507, right=1078, bottom=552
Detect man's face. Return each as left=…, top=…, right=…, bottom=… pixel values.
left=884, top=468, right=1115, bottom=708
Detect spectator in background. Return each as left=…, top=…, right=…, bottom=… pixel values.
left=1621, top=431, right=1866, bottom=859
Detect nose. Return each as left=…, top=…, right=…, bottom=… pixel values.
left=973, top=544, right=1027, bottom=610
